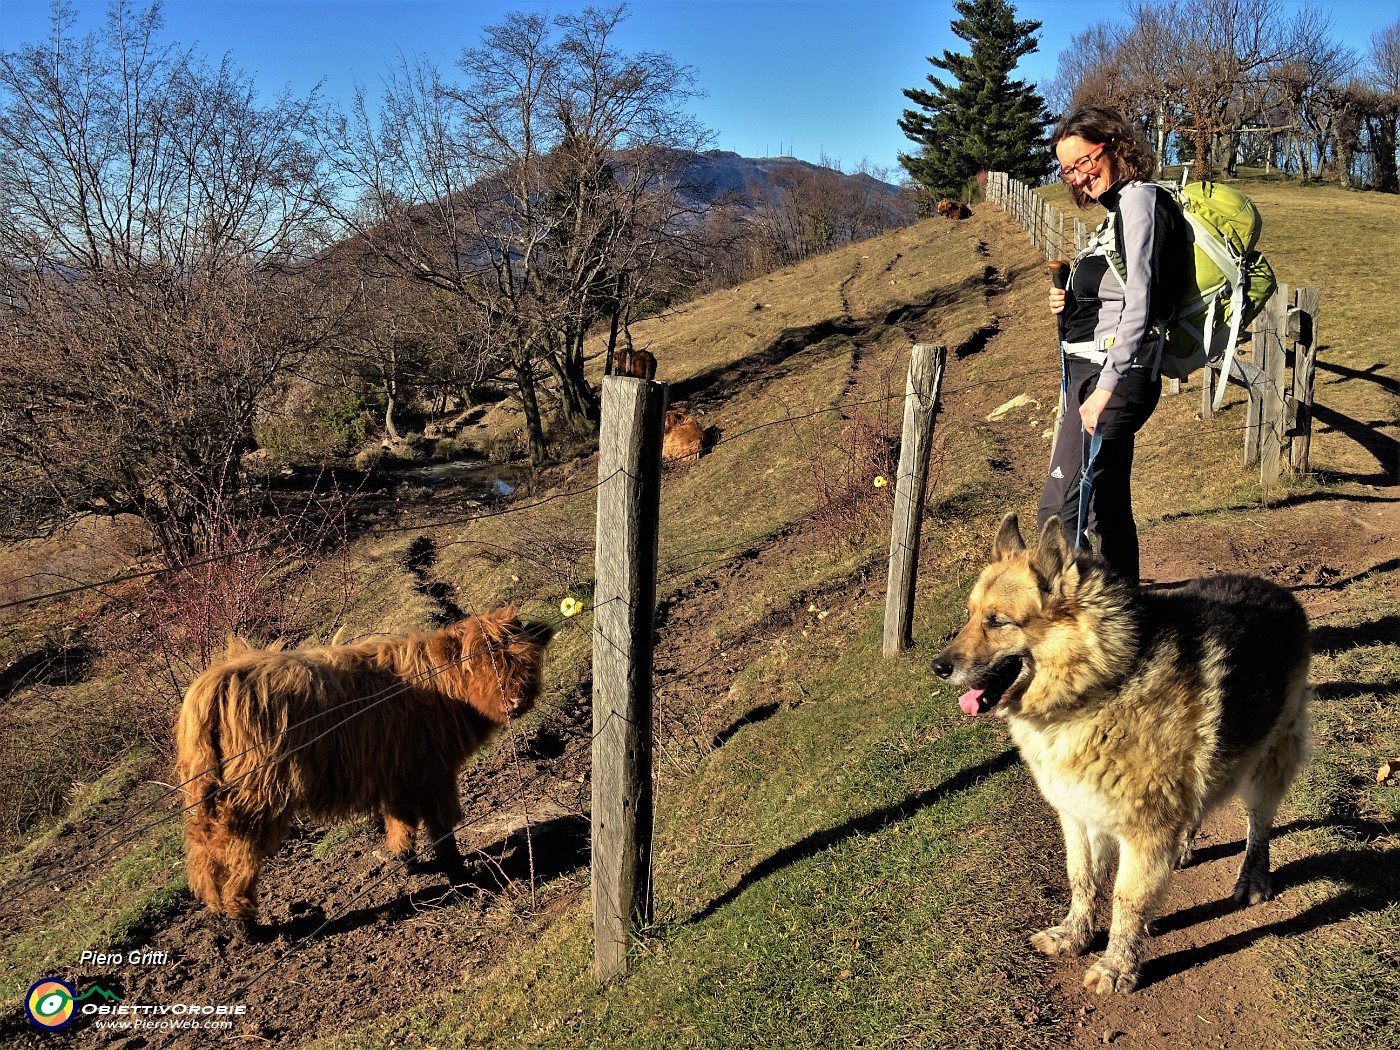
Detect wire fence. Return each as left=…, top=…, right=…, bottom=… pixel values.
left=0, top=326, right=1306, bottom=1001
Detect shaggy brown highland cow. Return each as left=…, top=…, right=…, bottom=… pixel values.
left=662, top=407, right=703, bottom=462
left=174, top=607, right=552, bottom=922
left=612, top=346, right=657, bottom=379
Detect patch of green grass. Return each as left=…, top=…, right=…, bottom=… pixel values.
left=0, top=760, right=187, bottom=1012
left=317, top=587, right=1067, bottom=1050
left=1261, top=575, right=1400, bottom=1050
left=313, top=820, right=378, bottom=861
left=1269, top=909, right=1400, bottom=1050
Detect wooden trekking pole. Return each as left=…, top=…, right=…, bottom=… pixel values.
left=1047, top=260, right=1070, bottom=453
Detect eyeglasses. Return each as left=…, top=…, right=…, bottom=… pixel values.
left=1056, top=143, right=1106, bottom=182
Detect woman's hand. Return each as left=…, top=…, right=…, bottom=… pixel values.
left=1048, top=288, right=1066, bottom=315
left=1080, top=387, right=1113, bottom=435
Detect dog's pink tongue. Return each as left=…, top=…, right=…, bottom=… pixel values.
left=958, top=688, right=986, bottom=715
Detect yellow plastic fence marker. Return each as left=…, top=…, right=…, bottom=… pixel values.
left=560, top=597, right=583, bottom=618
left=873, top=475, right=889, bottom=488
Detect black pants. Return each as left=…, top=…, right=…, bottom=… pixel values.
left=1037, top=357, right=1160, bottom=586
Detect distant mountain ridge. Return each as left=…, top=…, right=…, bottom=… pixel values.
left=675, top=149, right=904, bottom=210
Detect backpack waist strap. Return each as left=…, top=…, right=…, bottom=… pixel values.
left=1061, top=337, right=1114, bottom=364
left=1061, top=336, right=1156, bottom=372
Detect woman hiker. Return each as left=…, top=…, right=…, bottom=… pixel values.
left=1042, top=106, right=1189, bottom=587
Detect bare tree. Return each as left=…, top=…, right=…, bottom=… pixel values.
left=0, top=1, right=339, bottom=560
left=320, top=5, right=708, bottom=464
left=1366, top=20, right=1400, bottom=192
left=743, top=156, right=912, bottom=267
left=1053, top=0, right=1333, bottom=180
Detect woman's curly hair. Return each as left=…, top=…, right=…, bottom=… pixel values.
left=1052, top=106, right=1156, bottom=209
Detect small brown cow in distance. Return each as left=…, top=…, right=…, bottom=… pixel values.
left=612, top=346, right=657, bottom=380
left=175, top=607, right=552, bottom=924
left=662, top=407, right=703, bottom=462
left=936, top=198, right=972, bottom=219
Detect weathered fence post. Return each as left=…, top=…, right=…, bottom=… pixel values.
left=592, top=375, right=665, bottom=983
left=1290, top=287, right=1320, bottom=473
left=1259, top=283, right=1289, bottom=483
left=1245, top=286, right=1285, bottom=471
left=884, top=343, right=948, bottom=658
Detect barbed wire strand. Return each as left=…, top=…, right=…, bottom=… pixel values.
left=3, top=367, right=1285, bottom=901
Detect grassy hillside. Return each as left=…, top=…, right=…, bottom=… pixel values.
left=1, top=178, right=1396, bottom=1049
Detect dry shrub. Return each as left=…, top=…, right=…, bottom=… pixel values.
left=90, top=491, right=361, bottom=766
left=0, top=516, right=151, bottom=628
left=487, top=509, right=595, bottom=599
left=0, top=680, right=132, bottom=841
left=805, top=412, right=900, bottom=549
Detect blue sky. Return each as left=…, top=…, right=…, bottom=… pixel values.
left=1, top=0, right=1395, bottom=175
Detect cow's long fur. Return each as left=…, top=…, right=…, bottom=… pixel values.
left=612, top=347, right=657, bottom=380
left=933, top=514, right=1310, bottom=994
left=175, top=607, right=552, bottom=922
left=662, top=408, right=703, bottom=462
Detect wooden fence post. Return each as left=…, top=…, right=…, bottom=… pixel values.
left=1259, top=283, right=1289, bottom=483
left=592, top=375, right=665, bottom=983
left=1290, top=287, right=1320, bottom=473
left=1245, top=286, right=1285, bottom=472
left=884, top=343, right=948, bottom=658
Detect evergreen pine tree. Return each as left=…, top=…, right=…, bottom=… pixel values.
left=898, top=0, right=1052, bottom=199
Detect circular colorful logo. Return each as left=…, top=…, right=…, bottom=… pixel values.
left=26, top=978, right=77, bottom=1030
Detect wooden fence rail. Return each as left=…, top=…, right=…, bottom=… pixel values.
left=984, top=171, right=1320, bottom=484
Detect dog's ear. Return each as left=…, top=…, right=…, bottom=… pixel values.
left=992, top=512, right=1026, bottom=560
left=1032, top=516, right=1076, bottom=592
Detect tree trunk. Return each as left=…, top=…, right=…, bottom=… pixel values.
left=514, top=353, right=549, bottom=465
left=1191, top=127, right=1215, bottom=181
left=544, top=327, right=600, bottom=427
left=1225, top=126, right=1241, bottom=178
left=1372, top=113, right=1400, bottom=193
left=1338, top=145, right=1355, bottom=189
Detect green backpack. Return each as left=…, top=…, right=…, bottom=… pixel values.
left=1084, top=180, right=1277, bottom=409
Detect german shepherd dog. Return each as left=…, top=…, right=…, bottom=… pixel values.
left=933, top=514, right=1310, bottom=994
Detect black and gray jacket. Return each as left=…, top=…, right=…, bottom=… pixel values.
left=1062, top=180, right=1189, bottom=395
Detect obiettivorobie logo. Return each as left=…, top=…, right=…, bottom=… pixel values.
left=25, top=979, right=121, bottom=1030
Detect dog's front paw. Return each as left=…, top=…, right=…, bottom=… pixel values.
left=1232, top=869, right=1273, bottom=905
left=1083, top=955, right=1138, bottom=994
left=1030, top=923, right=1091, bottom=957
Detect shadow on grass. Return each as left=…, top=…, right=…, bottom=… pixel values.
left=1316, top=357, right=1400, bottom=396
left=1153, top=489, right=1398, bottom=531
left=1310, top=613, right=1400, bottom=654
left=1137, top=815, right=1398, bottom=990
left=686, top=747, right=1020, bottom=925
left=1309, top=402, right=1399, bottom=486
